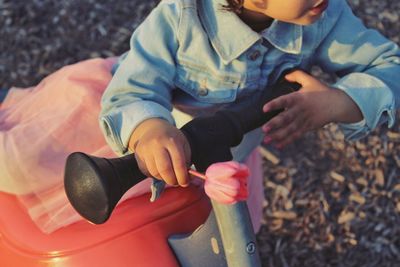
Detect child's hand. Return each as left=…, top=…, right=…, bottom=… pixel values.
left=129, top=118, right=191, bottom=187
left=262, top=70, right=363, bottom=148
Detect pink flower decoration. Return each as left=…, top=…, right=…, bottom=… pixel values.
left=204, top=161, right=249, bottom=204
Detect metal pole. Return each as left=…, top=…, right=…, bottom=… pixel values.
left=211, top=200, right=261, bottom=267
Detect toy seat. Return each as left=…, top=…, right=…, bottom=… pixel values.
left=0, top=186, right=210, bottom=267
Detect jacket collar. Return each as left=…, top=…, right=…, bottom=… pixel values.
left=262, top=20, right=303, bottom=55
left=198, top=0, right=303, bottom=63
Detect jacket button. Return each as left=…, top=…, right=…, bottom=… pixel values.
left=248, top=50, right=261, bottom=61
left=198, top=88, right=209, bottom=96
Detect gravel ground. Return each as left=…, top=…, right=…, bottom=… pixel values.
left=1, top=1, right=400, bottom=266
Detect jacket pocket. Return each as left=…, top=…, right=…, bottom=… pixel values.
left=174, top=65, right=241, bottom=103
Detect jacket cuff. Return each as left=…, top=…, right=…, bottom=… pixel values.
left=334, top=73, right=396, bottom=140
left=100, top=101, right=175, bottom=155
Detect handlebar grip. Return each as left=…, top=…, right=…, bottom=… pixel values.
left=182, top=78, right=301, bottom=172
left=224, top=78, right=301, bottom=133
left=64, top=152, right=146, bottom=224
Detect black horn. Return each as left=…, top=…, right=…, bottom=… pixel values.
left=64, top=152, right=146, bottom=224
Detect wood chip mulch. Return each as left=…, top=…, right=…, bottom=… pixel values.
left=1, top=1, right=399, bottom=266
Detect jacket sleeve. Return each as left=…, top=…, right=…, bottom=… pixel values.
left=99, top=1, right=181, bottom=155
left=314, top=0, right=400, bottom=140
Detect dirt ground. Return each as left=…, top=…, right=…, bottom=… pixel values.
left=1, top=1, right=400, bottom=266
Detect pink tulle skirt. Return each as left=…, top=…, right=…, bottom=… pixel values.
left=0, top=58, right=264, bottom=233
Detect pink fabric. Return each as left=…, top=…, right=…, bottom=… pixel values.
left=0, top=58, right=156, bottom=233
left=0, top=58, right=264, bottom=234
left=204, top=161, right=249, bottom=205
left=243, top=148, right=264, bottom=233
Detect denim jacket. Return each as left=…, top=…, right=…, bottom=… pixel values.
left=100, top=0, right=400, bottom=159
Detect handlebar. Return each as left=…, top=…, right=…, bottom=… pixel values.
left=64, top=75, right=300, bottom=224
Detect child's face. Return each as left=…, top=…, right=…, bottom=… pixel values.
left=243, top=0, right=329, bottom=25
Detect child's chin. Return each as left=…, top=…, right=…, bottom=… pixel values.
left=295, top=15, right=323, bottom=26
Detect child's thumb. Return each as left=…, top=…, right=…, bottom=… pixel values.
left=285, top=70, right=310, bottom=86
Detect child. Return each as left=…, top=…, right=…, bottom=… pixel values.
left=1, top=0, right=398, bottom=234
left=99, top=0, right=400, bottom=232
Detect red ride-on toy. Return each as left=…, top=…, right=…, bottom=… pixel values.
left=0, top=186, right=209, bottom=266
left=0, top=76, right=299, bottom=266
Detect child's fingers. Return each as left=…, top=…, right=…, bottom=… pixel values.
left=154, top=148, right=177, bottom=185
left=285, top=70, right=311, bottom=86
left=263, top=94, right=294, bottom=113
left=140, top=153, right=161, bottom=181
left=263, top=97, right=285, bottom=113
left=270, top=120, right=300, bottom=141
left=167, top=143, right=190, bottom=187
left=275, top=125, right=307, bottom=148
left=264, top=116, right=302, bottom=146
left=135, top=153, right=150, bottom=177
left=262, top=107, right=297, bottom=134
left=262, top=116, right=284, bottom=136
left=143, top=153, right=158, bottom=178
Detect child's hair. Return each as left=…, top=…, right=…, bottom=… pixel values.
left=224, top=0, right=244, bottom=13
